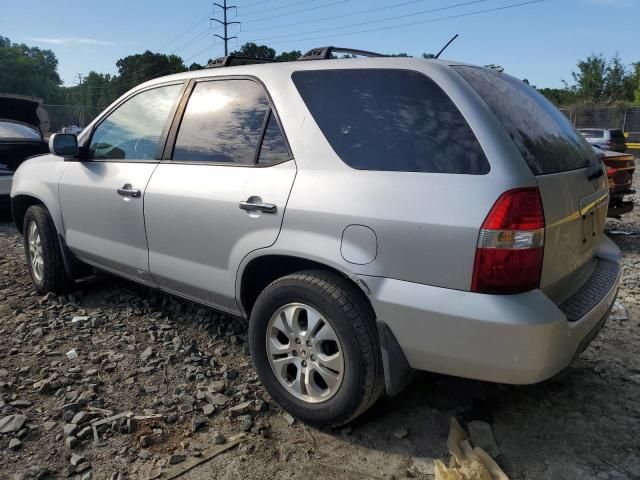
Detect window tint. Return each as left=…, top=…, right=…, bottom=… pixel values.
left=173, top=80, right=270, bottom=164
left=610, top=130, right=625, bottom=140
left=258, top=113, right=289, bottom=165
left=580, top=129, right=604, bottom=138
left=454, top=66, right=596, bottom=175
left=0, top=121, right=41, bottom=140
left=291, top=69, right=489, bottom=174
left=89, top=84, right=182, bottom=160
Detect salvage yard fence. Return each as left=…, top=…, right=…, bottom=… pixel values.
left=42, top=104, right=103, bottom=133
left=560, top=105, right=640, bottom=151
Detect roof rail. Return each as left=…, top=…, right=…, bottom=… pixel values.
left=298, top=47, right=385, bottom=61
left=206, top=56, right=277, bottom=68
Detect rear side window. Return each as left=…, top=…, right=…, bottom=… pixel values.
left=291, top=69, right=489, bottom=174
left=580, top=129, right=604, bottom=138
left=173, top=80, right=269, bottom=164
left=454, top=66, right=596, bottom=175
left=258, top=112, right=290, bottom=165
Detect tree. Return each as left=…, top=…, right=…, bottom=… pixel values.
left=571, top=54, right=608, bottom=102
left=422, top=53, right=436, bottom=59
left=115, top=50, right=186, bottom=94
left=0, top=35, right=61, bottom=100
left=538, top=88, right=577, bottom=106
left=229, top=42, right=275, bottom=60
left=275, top=50, right=302, bottom=62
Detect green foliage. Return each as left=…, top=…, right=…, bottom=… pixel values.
left=115, top=50, right=186, bottom=94
left=538, top=53, right=639, bottom=106
left=275, top=50, right=302, bottom=62
left=537, top=88, right=577, bottom=106
left=422, top=53, right=436, bottom=59
left=230, top=42, right=276, bottom=60
left=0, top=35, right=61, bottom=100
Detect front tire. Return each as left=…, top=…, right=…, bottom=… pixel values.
left=23, top=205, right=70, bottom=294
left=249, top=270, right=383, bottom=427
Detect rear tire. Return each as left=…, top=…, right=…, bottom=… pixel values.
left=249, top=270, right=383, bottom=427
left=23, top=205, right=71, bottom=294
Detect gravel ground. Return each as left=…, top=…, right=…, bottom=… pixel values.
left=1, top=172, right=639, bottom=480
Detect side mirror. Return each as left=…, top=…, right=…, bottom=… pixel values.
left=49, top=133, right=78, bottom=157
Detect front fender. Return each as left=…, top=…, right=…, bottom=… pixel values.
left=11, top=154, right=67, bottom=235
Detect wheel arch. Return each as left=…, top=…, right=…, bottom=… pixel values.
left=237, top=253, right=372, bottom=319
left=12, top=194, right=47, bottom=234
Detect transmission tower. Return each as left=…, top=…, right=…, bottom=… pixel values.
left=211, top=0, right=240, bottom=56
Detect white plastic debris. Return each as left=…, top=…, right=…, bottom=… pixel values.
left=66, top=349, right=78, bottom=360
left=71, top=316, right=89, bottom=324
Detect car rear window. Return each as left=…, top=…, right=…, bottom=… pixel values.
left=580, top=129, right=604, bottom=138
left=0, top=120, right=41, bottom=140
left=453, top=66, right=595, bottom=175
left=291, top=69, right=489, bottom=174
left=610, top=130, right=625, bottom=140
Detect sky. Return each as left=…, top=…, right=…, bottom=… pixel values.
left=1, top=0, right=638, bottom=88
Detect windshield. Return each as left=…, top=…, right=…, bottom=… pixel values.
left=0, top=120, right=41, bottom=141
left=454, top=66, right=596, bottom=175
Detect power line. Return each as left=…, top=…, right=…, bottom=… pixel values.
left=235, top=0, right=271, bottom=9
left=244, top=0, right=544, bottom=47
left=242, top=0, right=349, bottom=24
left=250, top=0, right=489, bottom=42
left=156, top=15, right=210, bottom=52
left=241, top=0, right=469, bottom=34
left=240, top=0, right=323, bottom=17
left=171, top=28, right=212, bottom=54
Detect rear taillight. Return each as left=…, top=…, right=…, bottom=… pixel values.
left=471, top=188, right=545, bottom=294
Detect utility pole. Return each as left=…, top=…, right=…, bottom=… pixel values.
left=211, top=0, right=240, bottom=56
left=76, top=73, right=84, bottom=127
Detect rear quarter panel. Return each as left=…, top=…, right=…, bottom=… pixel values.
left=258, top=60, right=537, bottom=291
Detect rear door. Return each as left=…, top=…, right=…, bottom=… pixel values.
left=59, top=82, right=183, bottom=282
left=144, top=78, right=295, bottom=313
left=454, top=67, right=609, bottom=297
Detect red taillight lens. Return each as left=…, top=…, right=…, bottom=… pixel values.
left=472, top=188, right=545, bottom=294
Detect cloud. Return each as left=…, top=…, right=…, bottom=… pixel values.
left=28, top=37, right=115, bottom=46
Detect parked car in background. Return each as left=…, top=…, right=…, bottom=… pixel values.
left=62, top=124, right=83, bottom=135
left=598, top=148, right=636, bottom=218
left=0, top=95, right=50, bottom=209
left=10, top=52, right=621, bottom=426
left=579, top=128, right=627, bottom=153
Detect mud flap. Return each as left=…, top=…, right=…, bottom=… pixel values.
left=58, top=234, right=92, bottom=280
left=376, top=320, right=414, bottom=397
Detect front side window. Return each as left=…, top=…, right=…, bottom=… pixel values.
left=172, top=80, right=271, bottom=164
left=292, top=69, right=489, bottom=174
left=89, top=84, right=182, bottom=160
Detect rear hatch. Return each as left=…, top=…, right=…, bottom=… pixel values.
left=454, top=66, right=610, bottom=301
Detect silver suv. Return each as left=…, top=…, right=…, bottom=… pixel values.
left=11, top=50, right=621, bottom=427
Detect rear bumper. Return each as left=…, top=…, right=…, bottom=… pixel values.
left=362, top=238, right=621, bottom=385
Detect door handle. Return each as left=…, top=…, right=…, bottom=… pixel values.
left=117, top=184, right=141, bottom=198
left=239, top=199, right=277, bottom=214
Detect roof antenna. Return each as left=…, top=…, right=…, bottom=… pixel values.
left=434, top=34, right=459, bottom=59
